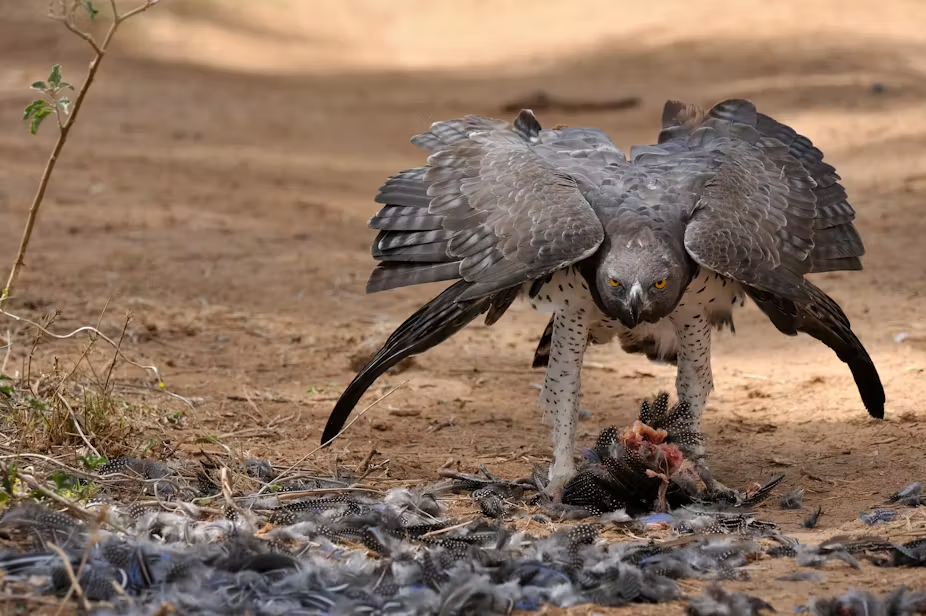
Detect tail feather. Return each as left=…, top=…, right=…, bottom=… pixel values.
left=745, top=282, right=885, bottom=418
left=531, top=317, right=555, bottom=368
left=366, top=262, right=461, bottom=294
left=321, top=282, right=508, bottom=445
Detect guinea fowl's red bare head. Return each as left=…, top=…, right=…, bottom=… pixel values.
left=619, top=420, right=687, bottom=475
left=619, top=420, right=667, bottom=446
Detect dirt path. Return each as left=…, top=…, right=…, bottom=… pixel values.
left=1, top=1, right=926, bottom=611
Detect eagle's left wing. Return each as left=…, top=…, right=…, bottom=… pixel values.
left=633, top=99, right=884, bottom=418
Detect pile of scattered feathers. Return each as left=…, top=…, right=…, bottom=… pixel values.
left=0, top=394, right=923, bottom=614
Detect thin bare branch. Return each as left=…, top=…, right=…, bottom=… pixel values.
left=2, top=0, right=160, bottom=301
left=51, top=14, right=103, bottom=54
left=103, top=314, right=130, bottom=393
left=220, top=466, right=248, bottom=521
left=53, top=315, right=103, bottom=396
left=0, top=328, right=11, bottom=374
left=20, top=473, right=95, bottom=522
left=0, top=453, right=86, bottom=474
left=117, top=0, right=161, bottom=24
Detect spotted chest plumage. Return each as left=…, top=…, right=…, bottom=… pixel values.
left=529, top=267, right=745, bottom=368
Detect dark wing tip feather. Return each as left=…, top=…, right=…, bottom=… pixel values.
left=658, top=99, right=708, bottom=143
left=745, top=283, right=885, bottom=419
left=850, top=358, right=885, bottom=419
left=322, top=282, right=499, bottom=445
left=661, top=100, right=693, bottom=128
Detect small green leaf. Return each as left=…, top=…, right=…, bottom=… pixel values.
left=50, top=471, right=73, bottom=491
left=58, top=97, right=71, bottom=115
left=0, top=375, right=12, bottom=397
left=27, top=396, right=49, bottom=410
left=78, top=454, right=107, bottom=470
left=30, top=108, right=53, bottom=135
left=23, top=99, right=46, bottom=120
left=1, top=463, right=18, bottom=497
left=31, top=81, right=47, bottom=92
left=47, top=64, right=62, bottom=88
left=84, top=1, right=99, bottom=20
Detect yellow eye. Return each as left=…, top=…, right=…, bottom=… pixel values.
left=654, top=279, right=667, bottom=289
left=608, top=278, right=621, bottom=288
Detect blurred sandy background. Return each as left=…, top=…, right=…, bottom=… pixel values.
left=2, top=1, right=926, bottom=609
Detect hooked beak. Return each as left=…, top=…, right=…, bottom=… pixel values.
left=628, top=282, right=644, bottom=327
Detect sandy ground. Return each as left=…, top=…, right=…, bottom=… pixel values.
left=2, top=0, right=926, bottom=612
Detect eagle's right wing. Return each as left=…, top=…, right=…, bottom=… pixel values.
left=323, top=112, right=621, bottom=445
left=368, top=111, right=612, bottom=301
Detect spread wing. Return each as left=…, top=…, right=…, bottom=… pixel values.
left=635, top=99, right=883, bottom=417
left=631, top=99, right=864, bottom=301
left=368, top=110, right=612, bottom=301
left=322, top=112, right=619, bottom=443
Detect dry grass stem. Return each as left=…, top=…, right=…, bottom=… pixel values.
left=47, top=542, right=89, bottom=614
left=255, top=380, right=408, bottom=495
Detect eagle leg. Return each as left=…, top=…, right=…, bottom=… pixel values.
left=670, top=309, right=740, bottom=503
left=541, top=307, right=591, bottom=500
left=669, top=310, right=713, bottom=432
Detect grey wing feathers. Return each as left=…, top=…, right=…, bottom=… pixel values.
left=685, top=132, right=817, bottom=299
left=533, top=127, right=628, bottom=190
left=409, top=117, right=507, bottom=153
left=410, top=110, right=542, bottom=152
left=367, top=110, right=605, bottom=300
left=753, top=112, right=864, bottom=273
left=660, top=99, right=882, bottom=417
left=656, top=99, right=865, bottom=300
left=535, top=126, right=626, bottom=160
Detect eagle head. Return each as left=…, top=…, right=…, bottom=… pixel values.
left=584, top=227, right=693, bottom=328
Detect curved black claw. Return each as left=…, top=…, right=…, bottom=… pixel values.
left=694, top=459, right=742, bottom=506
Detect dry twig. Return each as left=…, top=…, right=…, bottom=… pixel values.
left=255, top=381, right=408, bottom=495
left=57, top=392, right=101, bottom=459
left=0, top=311, right=164, bottom=387
left=47, top=542, right=90, bottom=614
left=20, top=473, right=94, bottom=522
left=220, top=466, right=248, bottom=521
